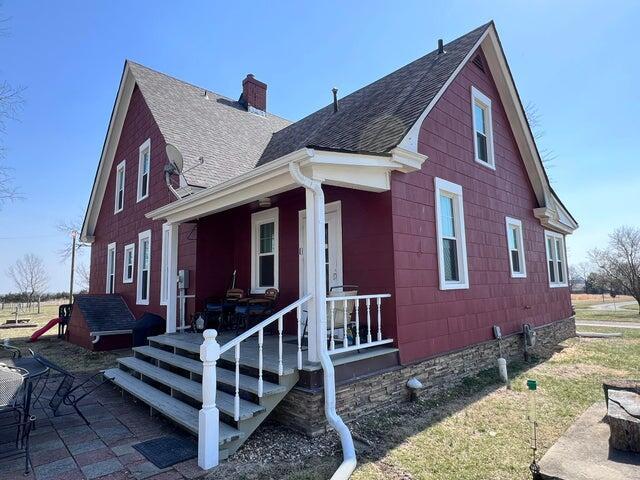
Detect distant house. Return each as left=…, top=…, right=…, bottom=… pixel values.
left=77, top=22, right=577, bottom=468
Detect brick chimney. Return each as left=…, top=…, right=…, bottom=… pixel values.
left=241, top=74, right=267, bottom=112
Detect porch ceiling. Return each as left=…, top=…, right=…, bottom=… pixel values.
left=147, top=147, right=426, bottom=224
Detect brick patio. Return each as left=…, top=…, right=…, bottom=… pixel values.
left=0, top=373, right=205, bottom=480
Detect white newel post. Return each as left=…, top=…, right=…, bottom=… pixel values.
left=305, top=188, right=320, bottom=363
left=198, top=329, right=220, bottom=469
left=165, top=222, right=179, bottom=334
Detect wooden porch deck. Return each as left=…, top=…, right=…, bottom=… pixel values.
left=159, top=331, right=397, bottom=373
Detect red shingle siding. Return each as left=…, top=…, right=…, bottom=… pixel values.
left=194, top=186, right=397, bottom=338
left=391, top=49, right=572, bottom=364
left=89, top=86, right=197, bottom=322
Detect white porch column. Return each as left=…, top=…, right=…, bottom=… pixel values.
left=198, top=329, right=220, bottom=469
left=164, top=222, right=179, bottom=334
left=304, top=189, right=320, bottom=363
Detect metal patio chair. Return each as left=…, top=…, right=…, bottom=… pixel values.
left=57, top=303, right=72, bottom=339
left=0, top=365, right=35, bottom=475
left=1, top=341, right=22, bottom=359
left=203, top=288, right=245, bottom=331
left=29, top=350, right=112, bottom=425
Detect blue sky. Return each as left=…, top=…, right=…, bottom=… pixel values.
left=0, top=0, right=638, bottom=293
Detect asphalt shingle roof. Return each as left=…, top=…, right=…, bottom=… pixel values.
left=128, top=62, right=291, bottom=188
left=74, top=294, right=136, bottom=333
left=128, top=23, right=489, bottom=186
left=257, top=23, right=490, bottom=166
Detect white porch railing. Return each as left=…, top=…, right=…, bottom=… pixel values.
left=326, top=293, right=392, bottom=355
left=198, top=294, right=312, bottom=469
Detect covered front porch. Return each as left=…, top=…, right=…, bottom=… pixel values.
left=143, top=147, right=425, bottom=469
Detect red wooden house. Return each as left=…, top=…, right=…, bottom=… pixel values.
left=77, top=22, right=577, bottom=469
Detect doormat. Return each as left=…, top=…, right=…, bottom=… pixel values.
left=132, top=436, right=197, bottom=468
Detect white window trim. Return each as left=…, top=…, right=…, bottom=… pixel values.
left=471, top=86, right=495, bottom=170
left=434, top=178, right=469, bottom=290
left=505, top=217, right=527, bottom=278
left=106, top=242, right=116, bottom=294
left=137, top=229, right=151, bottom=305
left=251, top=207, right=279, bottom=294
left=114, top=160, right=126, bottom=214
left=160, top=224, right=171, bottom=306
left=545, top=230, right=568, bottom=288
left=137, top=138, right=151, bottom=202
left=298, top=201, right=344, bottom=295
left=123, top=243, right=135, bottom=284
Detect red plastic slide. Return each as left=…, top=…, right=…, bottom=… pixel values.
left=29, top=317, right=60, bottom=342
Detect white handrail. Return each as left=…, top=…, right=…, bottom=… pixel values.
left=327, top=293, right=391, bottom=301
left=325, top=293, right=392, bottom=355
left=219, top=294, right=312, bottom=354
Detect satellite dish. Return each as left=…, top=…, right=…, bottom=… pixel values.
left=165, top=143, right=184, bottom=174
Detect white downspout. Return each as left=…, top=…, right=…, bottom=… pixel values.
left=289, top=162, right=357, bottom=479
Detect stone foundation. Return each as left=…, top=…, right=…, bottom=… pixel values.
left=273, top=317, right=576, bottom=436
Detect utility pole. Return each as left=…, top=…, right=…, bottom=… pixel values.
left=69, top=230, right=77, bottom=305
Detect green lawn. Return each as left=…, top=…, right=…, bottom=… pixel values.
left=283, top=329, right=639, bottom=480
left=574, top=304, right=640, bottom=323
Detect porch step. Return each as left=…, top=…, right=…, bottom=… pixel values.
left=103, top=368, right=242, bottom=445
left=148, top=334, right=200, bottom=354
left=133, top=345, right=286, bottom=396
left=146, top=334, right=296, bottom=376
left=116, top=357, right=266, bottom=420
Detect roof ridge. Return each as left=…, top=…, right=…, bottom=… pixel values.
left=126, top=60, right=292, bottom=124
left=379, top=22, right=492, bottom=151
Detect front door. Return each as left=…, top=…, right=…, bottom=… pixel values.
left=299, top=201, right=343, bottom=295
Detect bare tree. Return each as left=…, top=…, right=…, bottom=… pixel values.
left=524, top=101, right=556, bottom=174
left=0, top=10, right=24, bottom=207
left=76, top=262, right=90, bottom=291
left=589, top=226, right=640, bottom=314
left=56, top=217, right=88, bottom=260
left=7, top=253, right=49, bottom=307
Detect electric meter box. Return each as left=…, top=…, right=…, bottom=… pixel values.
left=178, top=269, right=189, bottom=290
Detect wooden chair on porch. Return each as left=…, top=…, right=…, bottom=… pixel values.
left=198, top=288, right=245, bottom=331
left=234, top=288, right=279, bottom=334
left=327, top=285, right=358, bottom=347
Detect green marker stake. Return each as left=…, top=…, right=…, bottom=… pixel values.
left=527, top=379, right=540, bottom=475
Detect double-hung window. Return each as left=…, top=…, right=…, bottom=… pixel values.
left=505, top=217, right=526, bottom=278
left=137, top=139, right=151, bottom=202
left=106, top=242, right=116, bottom=294
left=251, top=208, right=278, bottom=293
left=114, top=160, right=125, bottom=213
left=435, top=178, right=469, bottom=290
left=545, top=230, right=567, bottom=287
left=471, top=86, right=495, bottom=169
left=137, top=230, right=151, bottom=304
left=123, top=243, right=135, bottom=284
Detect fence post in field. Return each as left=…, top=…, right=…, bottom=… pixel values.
left=198, top=329, right=220, bottom=469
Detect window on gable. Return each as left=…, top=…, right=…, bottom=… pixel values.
left=137, top=139, right=151, bottom=202
left=106, top=242, right=116, bottom=294
left=123, top=243, right=135, bottom=284
left=545, top=230, right=568, bottom=287
left=505, top=217, right=526, bottom=278
left=471, top=86, right=495, bottom=169
left=137, top=230, right=151, bottom=304
left=251, top=208, right=279, bottom=293
left=115, top=160, right=125, bottom=213
left=435, top=178, right=469, bottom=290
